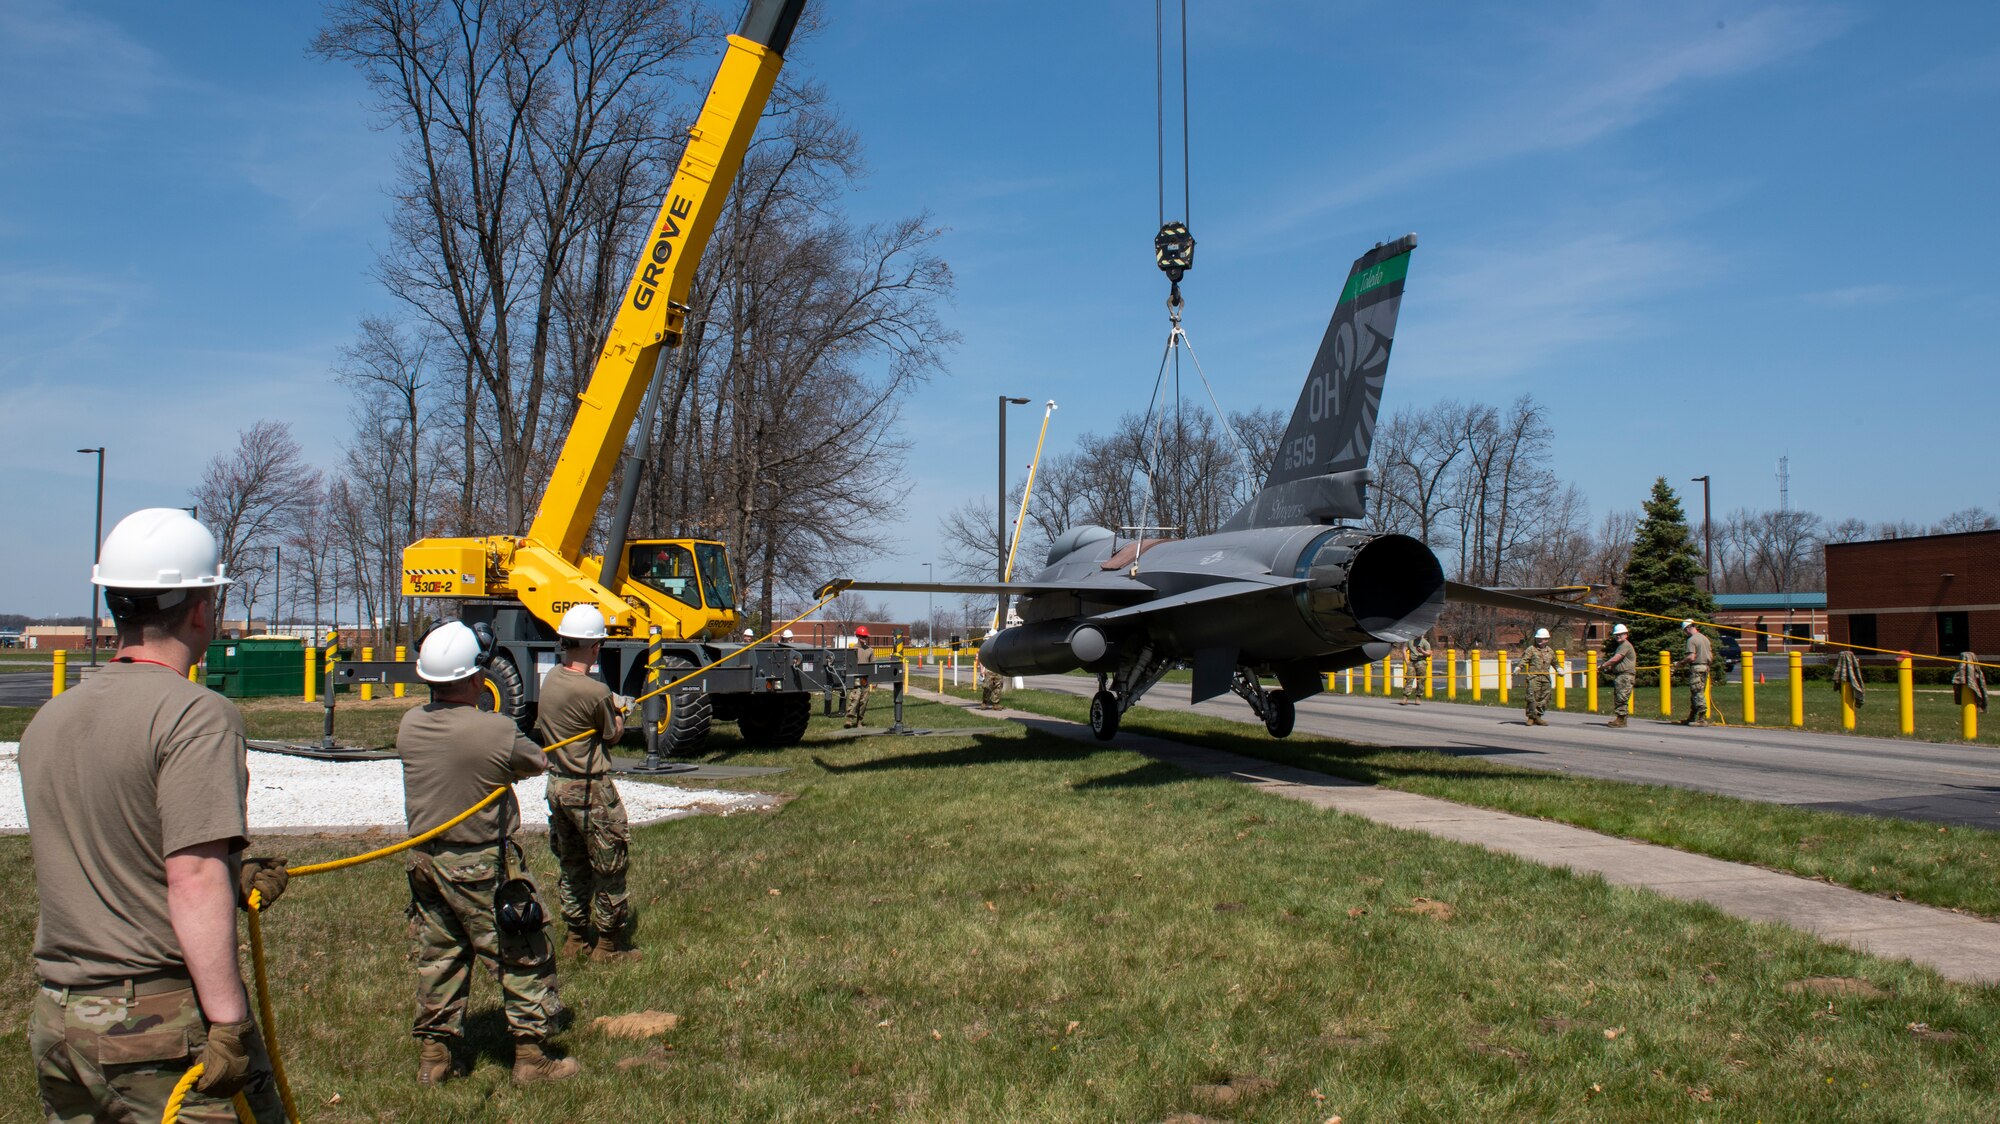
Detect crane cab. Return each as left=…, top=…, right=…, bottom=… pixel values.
left=619, top=538, right=739, bottom=638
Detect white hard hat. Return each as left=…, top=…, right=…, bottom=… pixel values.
left=1681, top=619, right=1695, bottom=629
left=1612, top=623, right=1629, bottom=635
left=781, top=629, right=794, bottom=640
left=1534, top=628, right=1551, bottom=639
left=93, top=508, right=231, bottom=590
left=417, top=621, right=485, bottom=683
left=743, top=628, right=756, bottom=640
left=556, top=604, right=607, bottom=641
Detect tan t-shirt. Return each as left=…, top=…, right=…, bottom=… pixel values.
left=1686, top=631, right=1714, bottom=669
left=536, top=665, right=618, bottom=776
left=397, top=703, right=546, bottom=847
left=22, top=660, right=249, bottom=987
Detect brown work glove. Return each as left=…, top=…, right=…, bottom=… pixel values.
left=193, top=1017, right=263, bottom=1099
left=237, top=857, right=289, bottom=911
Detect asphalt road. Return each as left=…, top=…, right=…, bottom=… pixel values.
left=0, top=669, right=78, bottom=709
left=1024, top=674, right=2000, bottom=832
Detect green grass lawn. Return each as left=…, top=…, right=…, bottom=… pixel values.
left=3, top=699, right=1999, bottom=1118
left=959, top=685, right=2000, bottom=922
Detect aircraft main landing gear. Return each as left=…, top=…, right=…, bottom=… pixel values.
left=1263, top=689, right=1295, bottom=738
left=1089, top=690, right=1120, bottom=740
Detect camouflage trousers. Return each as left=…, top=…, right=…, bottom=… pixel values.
left=31, top=981, right=285, bottom=1123
left=406, top=843, right=561, bottom=1043
left=1524, top=676, right=1552, bottom=720
left=1403, top=659, right=1427, bottom=699
left=546, top=777, right=633, bottom=942
left=845, top=681, right=870, bottom=727
left=979, top=671, right=1005, bottom=708
left=1686, top=666, right=1711, bottom=723
left=1612, top=674, right=1636, bottom=717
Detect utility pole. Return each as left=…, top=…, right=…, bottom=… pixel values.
left=273, top=544, right=282, bottom=636
left=76, top=447, right=104, bottom=666
left=923, top=562, right=934, bottom=645
left=1690, top=474, right=1713, bottom=593
left=997, top=395, right=1029, bottom=630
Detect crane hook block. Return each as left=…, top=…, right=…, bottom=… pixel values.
left=1154, top=221, right=1195, bottom=283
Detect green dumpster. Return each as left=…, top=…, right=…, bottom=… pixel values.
left=205, top=636, right=305, bottom=699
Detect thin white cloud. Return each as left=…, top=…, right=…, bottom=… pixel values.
left=1801, top=284, right=1910, bottom=308
left=1394, top=229, right=1708, bottom=380
left=1237, top=3, right=1853, bottom=245
left=0, top=0, right=171, bottom=125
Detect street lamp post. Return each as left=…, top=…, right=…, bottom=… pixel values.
left=997, top=395, right=1030, bottom=629
left=1690, top=474, right=1713, bottom=593
left=922, top=562, right=934, bottom=646
left=76, top=447, right=104, bottom=666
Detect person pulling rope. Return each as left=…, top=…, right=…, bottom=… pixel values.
left=1954, top=652, right=1987, bottom=712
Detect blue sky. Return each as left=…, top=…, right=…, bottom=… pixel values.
left=3, top=0, right=1996, bottom=620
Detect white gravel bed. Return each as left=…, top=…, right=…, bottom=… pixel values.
left=0, top=742, right=773, bottom=833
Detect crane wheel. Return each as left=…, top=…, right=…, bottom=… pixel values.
left=738, top=693, right=810, bottom=747
left=479, top=655, right=531, bottom=731
left=655, top=654, right=712, bottom=757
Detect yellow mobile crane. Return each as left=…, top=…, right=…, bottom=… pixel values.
left=399, top=0, right=851, bottom=753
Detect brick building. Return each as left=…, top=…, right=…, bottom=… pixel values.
left=1712, top=593, right=1827, bottom=653
left=1825, top=529, right=2000, bottom=658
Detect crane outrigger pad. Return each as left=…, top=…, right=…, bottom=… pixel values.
left=248, top=740, right=397, bottom=762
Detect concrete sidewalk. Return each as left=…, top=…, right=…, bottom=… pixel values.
left=912, top=687, right=2000, bottom=986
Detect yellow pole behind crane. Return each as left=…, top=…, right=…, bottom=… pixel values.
left=1659, top=651, right=1672, bottom=716
left=1789, top=651, right=1804, bottom=727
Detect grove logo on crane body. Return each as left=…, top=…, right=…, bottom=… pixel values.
left=632, top=195, right=695, bottom=311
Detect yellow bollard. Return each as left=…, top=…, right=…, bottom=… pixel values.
left=1586, top=650, right=1599, bottom=712
left=1704, top=674, right=1713, bottom=721
left=1898, top=657, right=1914, bottom=735
left=1471, top=649, right=1483, bottom=701
left=1555, top=649, right=1567, bottom=710
left=1964, top=696, right=1979, bottom=741
left=1742, top=654, right=1755, bottom=725
left=1424, top=655, right=1435, bottom=699
left=187, top=662, right=197, bottom=682
left=1363, top=660, right=1373, bottom=693
left=394, top=646, right=407, bottom=698
left=1840, top=681, right=1856, bottom=730
left=1447, top=648, right=1457, bottom=700
left=1383, top=657, right=1395, bottom=696
left=361, top=647, right=374, bottom=701
left=304, top=646, right=317, bottom=702
left=1789, top=651, right=1804, bottom=727
left=938, top=659, right=945, bottom=693
left=1659, top=652, right=1672, bottom=716
left=52, top=649, right=67, bottom=698
left=1498, top=649, right=1509, bottom=703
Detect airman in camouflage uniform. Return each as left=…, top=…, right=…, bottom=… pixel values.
left=23, top=510, right=289, bottom=1123
left=1603, top=624, right=1638, bottom=728
left=1677, top=619, right=1714, bottom=726
left=845, top=627, right=874, bottom=728
left=1514, top=630, right=1556, bottom=725
left=401, top=621, right=578, bottom=1087
left=538, top=605, right=637, bottom=963
left=979, top=666, right=1006, bottom=709
left=1400, top=633, right=1433, bottom=704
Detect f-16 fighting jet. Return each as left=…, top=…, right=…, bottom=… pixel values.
left=819, top=234, right=1601, bottom=740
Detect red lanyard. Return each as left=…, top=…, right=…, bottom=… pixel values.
left=114, top=657, right=182, bottom=673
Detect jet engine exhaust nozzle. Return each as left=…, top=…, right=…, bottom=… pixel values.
left=1296, top=530, right=1445, bottom=647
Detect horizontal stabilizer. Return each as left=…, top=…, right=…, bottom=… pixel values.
left=1445, top=581, right=1616, bottom=620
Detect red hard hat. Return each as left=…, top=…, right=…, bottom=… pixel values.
left=855, top=626, right=869, bottom=637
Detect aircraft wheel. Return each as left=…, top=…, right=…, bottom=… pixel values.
left=1264, top=689, right=1296, bottom=738
left=1089, top=690, right=1120, bottom=741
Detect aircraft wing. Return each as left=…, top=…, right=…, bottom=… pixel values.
left=1082, top=578, right=1306, bottom=625
left=1445, top=581, right=1616, bottom=620
left=814, top=577, right=1157, bottom=602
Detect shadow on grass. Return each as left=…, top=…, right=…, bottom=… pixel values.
left=811, top=734, right=1103, bottom=775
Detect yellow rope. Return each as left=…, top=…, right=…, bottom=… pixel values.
left=165, top=592, right=852, bottom=1121
left=1584, top=602, right=2000, bottom=672
left=245, top=891, right=300, bottom=1122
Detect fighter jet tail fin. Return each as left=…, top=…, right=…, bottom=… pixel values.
left=1221, top=234, right=1416, bottom=532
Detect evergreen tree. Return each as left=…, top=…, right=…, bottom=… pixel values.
left=1618, top=477, right=1716, bottom=659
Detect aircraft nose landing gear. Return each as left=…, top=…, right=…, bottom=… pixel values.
left=1089, top=690, right=1120, bottom=740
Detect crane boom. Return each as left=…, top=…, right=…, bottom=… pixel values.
left=528, top=0, right=802, bottom=560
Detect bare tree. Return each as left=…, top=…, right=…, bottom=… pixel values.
left=1933, top=507, right=1999, bottom=534
left=191, top=421, right=319, bottom=623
